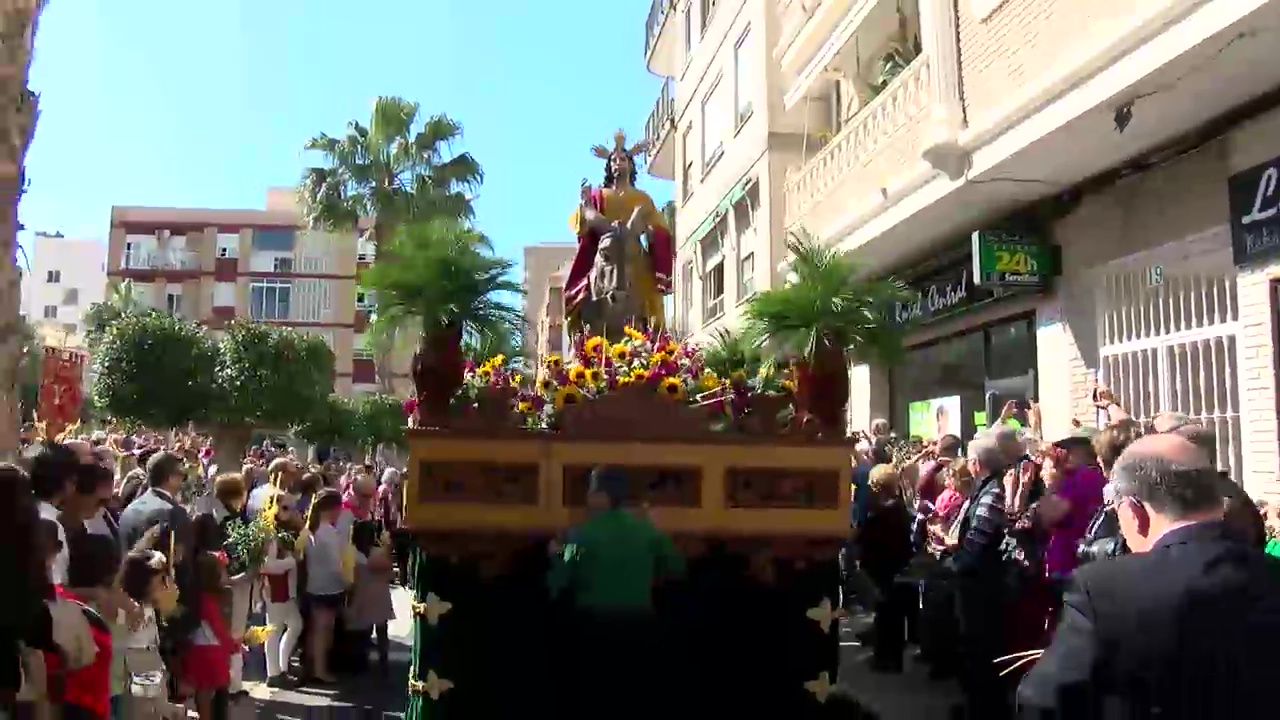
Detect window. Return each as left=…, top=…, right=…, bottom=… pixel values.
left=701, top=76, right=726, bottom=172
left=681, top=125, right=694, bottom=202
left=356, top=237, right=376, bottom=263
left=62, top=288, right=79, bottom=305
left=679, top=261, right=695, bottom=333
left=213, top=281, right=236, bottom=307
left=733, top=28, right=753, bottom=128
left=215, top=233, right=240, bottom=259
left=45, top=270, right=60, bottom=283
left=700, top=220, right=726, bottom=323
left=272, top=256, right=294, bottom=273
left=732, top=184, right=758, bottom=300
left=249, top=279, right=292, bottom=321
left=252, top=228, right=296, bottom=253
left=353, top=346, right=376, bottom=361
left=42, top=305, right=57, bottom=319
left=355, top=289, right=376, bottom=310
left=683, top=1, right=696, bottom=60
left=166, top=292, right=182, bottom=316
left=700, top=0, right=717, bottom=35
left=123, top=241, right=137, bottom=269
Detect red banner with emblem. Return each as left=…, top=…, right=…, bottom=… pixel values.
left=38, top=346, right=87, bottom=440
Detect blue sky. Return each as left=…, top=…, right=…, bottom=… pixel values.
left=19, top=0, right=672, bottom=273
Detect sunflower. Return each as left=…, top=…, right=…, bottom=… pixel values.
left=610, top=343, right=630, bottom=363
left=487, top=354, right=506, bottom=367
left=516, top=400, right=534, bottom=413
left=630, top=368, right=649, bottom=382
left=624, top=326, right=646, bottom=342
left=700, top=372, right=720, bottom=389
left=586, top=368, right=604, bottom=385
left=658, top=377, right=686, bottom=400
left=538, top=377, right=555, bottom=394
left=555, top=385, right=583, bottom=409
left=729, top=370, right=747, bottom=384
left=544, top=353, right=563, bottom=370
left=584, top=335, right=607, bottom=357
left=569, top=366, right=589, bottom=385
left=780, top=379, right=796, bottom=393
left=476, top=366, right=493, bottom=382
left=511, top=373, right=523, bottom=385
left=616, top=376, right=633, bottom=387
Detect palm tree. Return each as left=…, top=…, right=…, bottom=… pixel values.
left=743, top=229, right=912, bottom=432
left=0, top=0, right=45, bottom=460
left=360, top=220, right=522, bottom=421
left=298, top=96, right=483, bottom=391
left=83, top=279, right=145, bottom=348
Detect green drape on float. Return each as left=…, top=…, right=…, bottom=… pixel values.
left=404, top=546, right=442, bottom=720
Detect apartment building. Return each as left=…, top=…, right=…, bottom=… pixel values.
left=532, top=260, right=573, bottom=361
left=522, top=243, right=576, bottom=359
left=647, top=1, right=1280, bottom=497
left=20, top=233, right=107, bottom=347
left=106, top=188, right=405, bottom=398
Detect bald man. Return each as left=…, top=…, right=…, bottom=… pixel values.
left=1018, top=433, right=1280, bottom=719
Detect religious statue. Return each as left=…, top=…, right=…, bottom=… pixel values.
left=565, top=130, right=674, bottom=339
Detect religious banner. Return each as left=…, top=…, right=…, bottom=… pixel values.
left=38, top=346, right=87, bottom=440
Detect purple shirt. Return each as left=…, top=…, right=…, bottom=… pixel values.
left=1043, top=465, right=1108, bottom=577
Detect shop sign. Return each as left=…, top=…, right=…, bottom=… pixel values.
left=970, top=230, right=1053, bottom=288
left=1228, top=157, right=1280, bottom=266
left=894, top=265, right=987, bottom=325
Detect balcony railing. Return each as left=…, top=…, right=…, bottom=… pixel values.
left=644, top=0, right=676, bottom=60
left=784, top=55, right=932, bottom=226
left=122, top=250, right=200, bottom=271
left=644, top=79, right=676, bottom=158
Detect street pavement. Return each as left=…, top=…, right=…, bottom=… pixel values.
left=837, top=612, right=962, bottom=719
left=228, top=587, right=414, bottom=719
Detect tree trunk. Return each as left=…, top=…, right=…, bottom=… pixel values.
left=0, top=1, right=42, bottom=461
left=411, top=323, right=464, bottom=427
left=210, top=425, right=253, bottom=477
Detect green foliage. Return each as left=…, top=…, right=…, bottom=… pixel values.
left=83, top=280, right=145, bottom=349
left=362, top=219, right=523, bottom=338
left=293, top=394, right=358, bottom=448
left=353, top=393, right=405, bottom=450
left=91, top=312, right=220, bottom=429
left=461, top=316, right=524, bottom=367
left=743, top=229, right=913, bottom=365
left=214, top=320, right=335, bottom=429
left=223, top=513, right=273, bottom=576
left=297, top=96, right=483, bottom=245
left=699, top=327, right=764, bottom=379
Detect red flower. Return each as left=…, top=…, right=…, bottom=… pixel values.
left=213, top=550, right=229, bottom=567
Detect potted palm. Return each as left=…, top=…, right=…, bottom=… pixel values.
left=742, top=230, right=912, bottom=434
left=360, top=219, right=523, bottom=425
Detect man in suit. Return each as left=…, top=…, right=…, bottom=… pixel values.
left=117, top=451, right=192, bottom=553
left=1017, top=433, right=1280, bottom=719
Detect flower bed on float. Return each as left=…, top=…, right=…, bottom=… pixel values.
left=450, top=326, right=798, bottom=432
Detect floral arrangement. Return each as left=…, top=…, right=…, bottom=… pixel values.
left=456, top=326, right=794, bottom=429
left=222, top=513, right=273, bottom=577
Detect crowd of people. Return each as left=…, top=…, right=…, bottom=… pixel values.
left=845, top=389, right=1280, bottom=718
left=0, top=431, right=408, bottom=720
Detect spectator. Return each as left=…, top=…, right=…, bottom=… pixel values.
left=1018, top=433, right=1280, bottom=719
left=28, top=441, right=82, bottom=585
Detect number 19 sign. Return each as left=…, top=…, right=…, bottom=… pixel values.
left=970, top=230, right=1053, bottom=288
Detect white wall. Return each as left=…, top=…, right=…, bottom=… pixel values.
left=21, top=235, right=107, bottom=340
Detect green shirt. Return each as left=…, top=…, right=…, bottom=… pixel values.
left=548, top=508, right=684, bottom=613
left=1265, top=537, right=1280, bottom=559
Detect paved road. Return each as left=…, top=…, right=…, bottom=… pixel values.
left=837, top=612, right=961, bottom=719
left=228, top=588, right=414, bottom=719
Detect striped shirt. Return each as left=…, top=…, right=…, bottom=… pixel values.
left=948, top=474, right=1008, bottom=575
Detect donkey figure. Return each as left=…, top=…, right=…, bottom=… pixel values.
left=581, top=204, right=650, bottom=337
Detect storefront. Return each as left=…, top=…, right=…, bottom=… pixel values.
left=884, top=231, right=1053, bottom=442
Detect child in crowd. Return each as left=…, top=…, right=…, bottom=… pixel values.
left=55, top=532, right=118, bottom=720
left=345, top=521, right=396, bottom=676
left=261, top=491, right=304, bottom=688
left=180, top=550, right=239, bottom=720
left=117, top=550, right=184, bottom=719
left=303, top=489, right=347, bottom=684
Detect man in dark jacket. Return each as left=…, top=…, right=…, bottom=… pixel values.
left=1018, top=434, right=1280, bottom=719
left=946, top=435, right=1010, bottom=719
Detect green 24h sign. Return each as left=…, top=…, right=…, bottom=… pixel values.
left=970, top=230, right=1053, bottom=288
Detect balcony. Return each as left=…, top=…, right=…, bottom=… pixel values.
left=644, top=79, right=677, bottom=180
left=644, top=0, right=679, bottom=77
left=120, top=249, right=201, bottom=275
left=784, top=54, right=931, bottom=231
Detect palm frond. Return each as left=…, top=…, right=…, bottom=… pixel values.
left=743, top=228, right=912, bottom=364
left=700, top=327, right=763, bottom=378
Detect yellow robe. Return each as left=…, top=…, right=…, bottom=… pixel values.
left=567, top=186, right=671, bottom=332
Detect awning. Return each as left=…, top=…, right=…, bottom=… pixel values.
left=682, top=174, right=756, bottom=250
